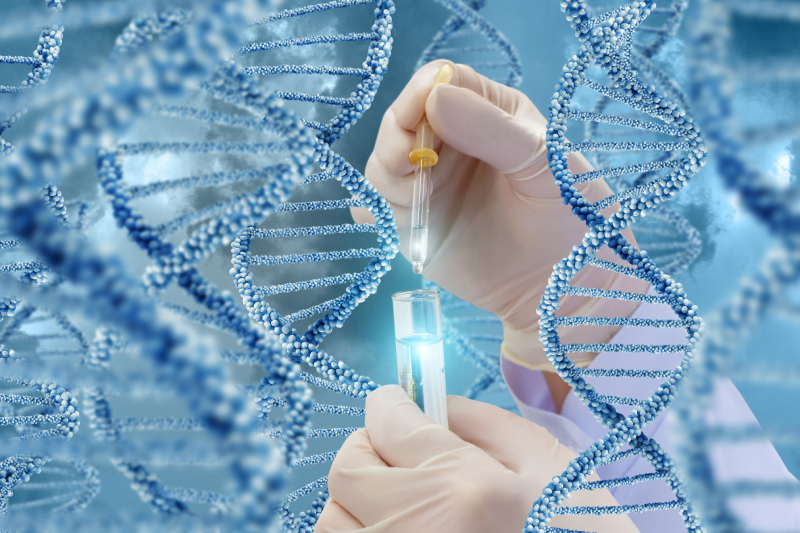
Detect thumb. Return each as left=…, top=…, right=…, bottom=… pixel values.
left=365, top=385, right=469, bottom=468
left=425, top=83, right=550, bottom=189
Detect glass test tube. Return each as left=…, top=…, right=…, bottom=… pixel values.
left=392, top=289, right=448, bottom=428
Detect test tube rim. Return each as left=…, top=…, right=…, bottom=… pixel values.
left=391, top=289, right=441, bottom=302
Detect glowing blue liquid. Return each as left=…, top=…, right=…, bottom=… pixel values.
left=395, top=333, right=448, bottom=428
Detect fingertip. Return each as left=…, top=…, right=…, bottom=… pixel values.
left=365, top=384, right=409, bottom=411
left=425, top=83, right=477, bottom=131
left=391, top=59, right=462, bottom=131
left=446, top=394, right=483, bottom=424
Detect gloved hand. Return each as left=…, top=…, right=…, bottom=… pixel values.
left=352, top=61, right=649, bottom=370
left=316, top=385, right=640, bottom=533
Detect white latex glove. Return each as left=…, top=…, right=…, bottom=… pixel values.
left=316, top=385, right=640, bottom=533
left=352, top=61, right=649, bottom=370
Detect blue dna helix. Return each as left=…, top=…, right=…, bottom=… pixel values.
left=0, top=0, right=63, bottom=157
left=580, top=0, right=702, bottom=278
left=236, top=0, right=394, bottom=144
left=582, top=0, right=688, bottom=60
left=0, top=188, right=82, bottom=518
left=415, top=0, right=522, bottom=87
left=0, top=205, right=125, bottom=519
left=0, top=358, right=88, bottom=518
left=671, top=0, right=800, bottom=530
left=522, top=2, right=707, bottom=532
left=95, top=63, right=320, bottom=526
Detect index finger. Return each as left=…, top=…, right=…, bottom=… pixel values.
left=364, top=385, right=470, bottom=468
left=389, top=59, right=458, bottom=132
left=390, top=60, right=537, bottom=132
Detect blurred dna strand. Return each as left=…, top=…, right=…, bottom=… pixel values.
left=0, top=0, right=63, bottom=157
left=673, top=0, right=800, bottom=531
left=0, top=0, right=304, bottom=530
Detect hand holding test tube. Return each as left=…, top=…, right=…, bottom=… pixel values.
left=407, top=64, right=453, bottom=274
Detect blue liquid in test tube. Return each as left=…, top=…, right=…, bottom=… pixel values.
left=392, top=290, right=448, bottom=428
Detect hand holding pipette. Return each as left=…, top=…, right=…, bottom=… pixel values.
left=352, top=60, right=648, bottom=370
left=407, top=64, right=453, bottom=274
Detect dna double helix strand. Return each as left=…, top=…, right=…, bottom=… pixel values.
left=580, top=0, right=702, bottom=278
left=0, top=1, right=63, bottom=157
left=415, top=0, right=522, bottom=87
left=0, top=1, right=306, bottom=529
left=228, top=1, right=399, bottom=529
left=0, top=377, right=87, bottom=517
left=0, top=191, right=81, bottom=513
left=583, top=0, right=687, bottom=59
left=672, top=1, right=800, bottom=531
left=521, top=2, right=706, bottom=532
left=0, top=205, right=109, bottom=520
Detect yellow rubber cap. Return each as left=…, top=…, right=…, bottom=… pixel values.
left=408, top=148, right=438, bottom=167
left=434, top=64, right=454, bottom=86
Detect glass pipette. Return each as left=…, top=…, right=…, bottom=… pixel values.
left=407, top=64, right=453, bottom=275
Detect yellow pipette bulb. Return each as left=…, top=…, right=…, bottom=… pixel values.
left=407, top=64, right=453, bottom=275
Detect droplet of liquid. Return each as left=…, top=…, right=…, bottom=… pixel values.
left=412, top=262, right=423, bottom=275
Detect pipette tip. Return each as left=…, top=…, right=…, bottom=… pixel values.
left=412, top=262, right=424, bottom=275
